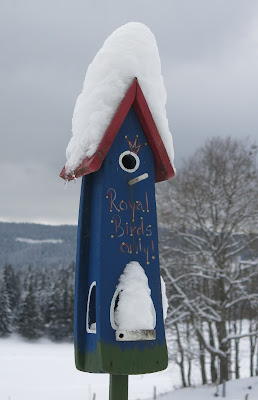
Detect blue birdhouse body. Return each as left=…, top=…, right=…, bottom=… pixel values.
left=61, top=79, right=175, bottom=375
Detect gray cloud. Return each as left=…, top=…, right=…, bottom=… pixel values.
left=0, top=0, right=257, bottom=224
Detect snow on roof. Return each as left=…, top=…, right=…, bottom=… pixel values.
left=64, top=22, right=174, bottom=176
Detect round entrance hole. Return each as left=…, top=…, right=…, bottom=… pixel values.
left=121, top=154, right=137, bottom=170
left=119, top=151, right=140, bottom=173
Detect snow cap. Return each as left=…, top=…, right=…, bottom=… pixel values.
left=62, top=22, right=175, bottom=181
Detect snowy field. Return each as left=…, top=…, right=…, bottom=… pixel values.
left=0, top=336, right=257, bottom=400
left=0, top=336, right=174, bottom=400
left=146, top=377, right=258, bottom=400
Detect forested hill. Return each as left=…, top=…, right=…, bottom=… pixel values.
left=0, top=222, right=168, bottom=270
left=0, top=222, right=77, bottom=269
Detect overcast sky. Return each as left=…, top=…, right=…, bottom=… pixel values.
left=0, top=0, right=257, bottom=225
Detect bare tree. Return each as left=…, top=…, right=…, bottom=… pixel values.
left=157, top=137, right=258, bottom=384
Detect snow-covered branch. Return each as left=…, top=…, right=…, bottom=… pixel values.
left=221, top=330, right=258, bottom=344
left=195, top=326, right=227, bottom=359
left=225, top=294, right=258, bottom=309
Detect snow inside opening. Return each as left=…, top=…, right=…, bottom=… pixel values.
left=114, top=261, right=156, bottom=330
left=65, top=22, right=174, bottom=175
left=86, top=281, right=97, bottom=334
left=160, top=276, right=169, bottom=321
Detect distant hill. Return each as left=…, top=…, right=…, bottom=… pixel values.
left=0, top=222, right=169, bottom=270
left=0, top=222, right=77, bottom=269
left=1, top=222, right=256, bottom=270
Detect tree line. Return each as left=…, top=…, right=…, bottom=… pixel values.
left=157, top=137, right=258, bottom=385
left=0, top=262, right=75, bottom=341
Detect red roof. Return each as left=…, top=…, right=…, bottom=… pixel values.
left=60, top=78, right=175, bottom=183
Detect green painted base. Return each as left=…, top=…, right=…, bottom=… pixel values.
left=75, top=340, right=168, bottom=375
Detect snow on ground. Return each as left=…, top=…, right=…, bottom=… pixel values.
left=0, top=336, right=174, bottom=400
left=0, top=333, right=257, bottom=400
left=15, top=238, right=63, bottom=244
left=147, top=377, right=258, bottom=400
left=65, top=22, right=174, bottom=175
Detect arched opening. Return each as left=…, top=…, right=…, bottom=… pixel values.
left=86, top=281, right=96, bottom=333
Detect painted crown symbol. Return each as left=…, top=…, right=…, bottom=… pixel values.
left=126, top=135, right=146, bottom=155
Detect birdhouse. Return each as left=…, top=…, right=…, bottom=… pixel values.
left=60, top=78, right=175, bottom=375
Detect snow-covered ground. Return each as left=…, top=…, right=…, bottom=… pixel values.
left=0, top=335, right=257, bottom=400
left=0, top=336, right=174, bottom=400
left=147, top=377, right=258, bottom=400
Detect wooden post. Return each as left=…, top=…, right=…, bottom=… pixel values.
left=109, top=375, right=128, bottom=400
left=222, top=379, right=226, bottom=397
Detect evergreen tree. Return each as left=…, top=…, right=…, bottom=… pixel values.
left=47, top=264, right=74, bottom=341
left=0, top=278, right=12, bottom=337
left=61, top=277, right=74, bottom=341
left=47, top=281, right=62, bottom=341
left=16, top=277, right=44, bottom=339
left=2, top=264, right=20, bottom=312
left=0, top=261, right=75, bottom=341
left=33, top=268, right=50, bottom=337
